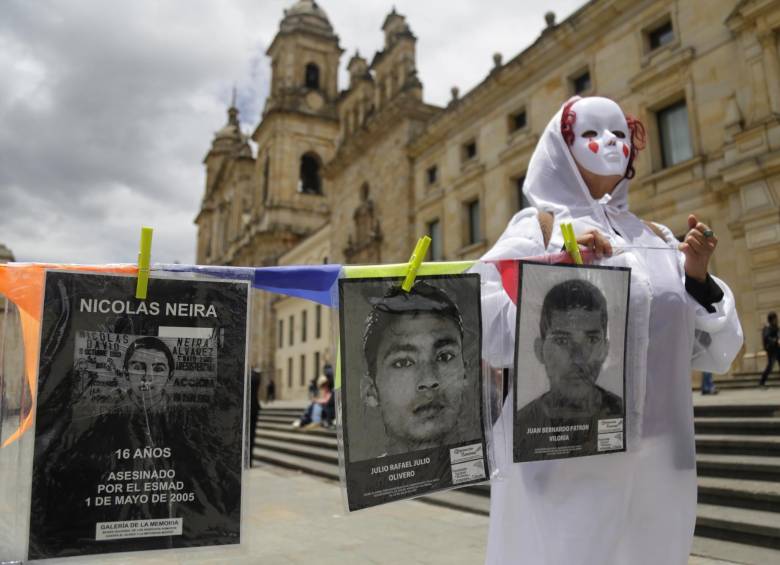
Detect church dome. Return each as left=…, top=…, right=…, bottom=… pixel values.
left=280, top=0, right=334, bottom=36
left=211, top=106, right=243, bottom=152
left=214, top=123, right=240, bottom=141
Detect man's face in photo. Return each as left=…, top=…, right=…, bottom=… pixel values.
left=126, top=346, right=170, bottom=409
left=535, top=307, right=608, bottom=393
left=372, top=312, right=466, bottom=450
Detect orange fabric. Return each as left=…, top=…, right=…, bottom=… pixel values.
left=0, top=263, right=137, bottom=446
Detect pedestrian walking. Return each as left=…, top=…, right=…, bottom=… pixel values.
left=759, top=311, right=779, bottom=387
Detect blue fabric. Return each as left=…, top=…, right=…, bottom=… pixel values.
left=156, top=263, right=342, bottom=307
left=701, top=372, right=716, bottom=394
left=252, top=264, right=342, bottom=307
left=311, top=403, right=323, bottom=424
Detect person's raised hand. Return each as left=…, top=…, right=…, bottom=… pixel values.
left=576, top=229, right=613, bottom=258
left=679, top=214, right=717, bottom=282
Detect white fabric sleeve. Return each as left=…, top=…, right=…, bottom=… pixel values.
left=471, top=209, right=546, bottom=368
left=650, top=222, right=744, bottom=374
left=690, top=274, right=744, bottom=374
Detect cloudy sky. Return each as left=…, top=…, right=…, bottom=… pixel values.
left=0, top=0, right=584, bottom=264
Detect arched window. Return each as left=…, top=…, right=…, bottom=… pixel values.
left=299, top=153, right=322, bottom=194
left=262, top=155, right=270, bottom=203
left=305, top=63, right=320, bottom=90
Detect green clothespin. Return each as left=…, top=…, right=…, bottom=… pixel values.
left=401, top=236, right=431, bottom=292
left=561, top=223, right=583, bottom=265
left=135, top=227, right=153, bottom=300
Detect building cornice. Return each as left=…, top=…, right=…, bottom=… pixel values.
left=407, top=0, right=638, bottom=157
left=220, top=210, right=329, bottom=266
left=252, top=107, right=339, bottom=142
left=266, top=29, right=343, bottom=57
left=726, top=0, right=779, bottom=33
left=324, top=93, right=438, bottom=177
left=720, top=148, right=780, bottom=186
left=628, top=47, right=695, bottom=92
left=498, top=131, right=540, bottom=163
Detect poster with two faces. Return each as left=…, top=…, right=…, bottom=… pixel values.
left=338, top=261, right=629, bottom=510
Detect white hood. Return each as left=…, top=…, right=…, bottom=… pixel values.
left=520, top=102, right=650, bottom=253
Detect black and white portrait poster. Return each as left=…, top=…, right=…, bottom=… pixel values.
left=338, top=274, right=487, bottom=511
left=28, top=271, right=249, bottom=559
left=514, top=262, right=630, bottom=463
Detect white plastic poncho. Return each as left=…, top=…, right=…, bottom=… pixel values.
left=476, top=103, right=743, bottom=565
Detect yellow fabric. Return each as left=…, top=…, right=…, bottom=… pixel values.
left=343, top=261, right=474, bottom=279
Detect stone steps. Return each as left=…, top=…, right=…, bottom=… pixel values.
left=254, top=404, right=780, bottom=557
left=260, top=414, right=780, bottom=435
left=695, top=434, right=780, bottom=456
left=697, top=453, right=780, bottom=482
left=690, top=536, right=780, bottom=565
left=256, top=427, right=338, bottom=450
left=257, top=415, right=335, bottom=438
left=251, top=446, right=491, bottom=516
left=694, top=404, right=780, bottom=418
left=696, top=370, right=777, bottom=385
left=252, top=445, right=339, bottom=482
left=260, top=414, right=780, bottom=437
left=695, top=504, right=780, bottom=550
left=258, top=413, right=308, bottom=425
left=694, top=417, right=780, bottom=435
left=254, top=425, right=780, bottom=512
left=698, top=477, right=780, bottom=513
left=694, top=376, right=780, bottom=391
left=256, top=436, right=339, bottom=466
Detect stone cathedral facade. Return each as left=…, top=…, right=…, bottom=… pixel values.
left=196, top=0, right=780, bottom=398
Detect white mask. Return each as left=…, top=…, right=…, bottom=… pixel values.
left=568, top=97, right=631, bottom=177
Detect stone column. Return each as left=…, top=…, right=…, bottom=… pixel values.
left=744, top=31, right=772, bottom=123
left=759, top=31, right=780, bottom=115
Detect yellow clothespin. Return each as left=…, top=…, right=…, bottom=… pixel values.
left=135, top=226, right=154, bottom=300
left=561, top=223, right=583, bottom=265
left=401, top=236, right=431, bottom=292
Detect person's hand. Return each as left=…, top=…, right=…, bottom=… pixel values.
left=679, top=214, right=717, bottom=282
left=576, top=229, right=613, bottom=258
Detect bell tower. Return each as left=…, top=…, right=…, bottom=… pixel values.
left=209, top=1, right=343, bottom=384
left=250, top=1, right=342, bottom=229
left=264, top=0, right=342, bottom=119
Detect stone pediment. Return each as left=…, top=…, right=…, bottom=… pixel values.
left=628, top=47, right=695, bottom=92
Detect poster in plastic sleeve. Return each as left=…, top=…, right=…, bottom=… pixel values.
left=28, top=272, right=249, bottom=559
left=338, top=274, right=487, bottom=510
left=514, top=262, right=630, bottom=462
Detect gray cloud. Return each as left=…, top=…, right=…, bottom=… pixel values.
left=0, top=0, right=583, bottom=263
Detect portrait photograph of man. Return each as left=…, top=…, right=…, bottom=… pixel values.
left=122, top=336, right=175, bottom=411
left=28, top=272, right=248, bottom=559
left=339, top=274, right=487, bottom=510
left=514, top=262, right=630, bottom=463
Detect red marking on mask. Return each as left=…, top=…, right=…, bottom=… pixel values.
left=588, top=141, right=599, bottom=154
left=622, top=143, right=629, bottom=158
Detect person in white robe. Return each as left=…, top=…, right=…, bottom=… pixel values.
left=476, top=96, right=743, bottom=565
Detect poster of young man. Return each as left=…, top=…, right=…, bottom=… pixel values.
left=338, top=274, right=487, bottom=511
left=514, top=262, right=630, bottom=463
left=28, top=271, right=249, bottom=559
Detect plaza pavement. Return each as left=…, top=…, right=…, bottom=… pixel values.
left=4, top=386, right=778, bottom=564
left=14, top=464, right=740, bottom=565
